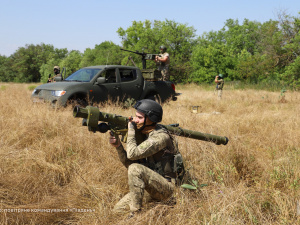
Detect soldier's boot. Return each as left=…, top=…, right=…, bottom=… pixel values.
left=113, top=193, right=131, bottom=214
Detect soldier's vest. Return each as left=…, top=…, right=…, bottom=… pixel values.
left=140, top=126, right=185, bottom=184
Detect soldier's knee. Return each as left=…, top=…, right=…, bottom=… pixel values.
left=128, top=163, right=143, bottom=177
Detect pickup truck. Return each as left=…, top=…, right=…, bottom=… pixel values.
left=31, top=65, right=178, bottom=107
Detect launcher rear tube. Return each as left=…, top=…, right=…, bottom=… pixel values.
left=164, top=125, right=229, bottom=145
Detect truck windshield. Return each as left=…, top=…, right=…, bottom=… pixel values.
left=65, top=68, right=102, bottom=82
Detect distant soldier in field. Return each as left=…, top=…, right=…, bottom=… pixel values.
left=47, top=66, right=62, bottom=83
left=215, top=74, right=224, bottom=100
left=155, top=45, right=170, bottom=81
left=109, top=99, right=185, bottom=216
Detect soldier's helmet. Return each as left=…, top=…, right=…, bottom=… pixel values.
left=53, top=66, right=60, bottom=71
left=134, top=99, right=163, bottom=123
left=159, top=45, right=167, bottom=51
left=218, top=74, right=223, bottom=78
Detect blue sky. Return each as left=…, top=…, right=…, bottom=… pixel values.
left=1, top=0, right=299, bottom=56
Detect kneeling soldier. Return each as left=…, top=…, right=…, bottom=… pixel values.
left=109, top=99, right=184, bottom=214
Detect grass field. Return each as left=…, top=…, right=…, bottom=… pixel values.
left=0, top=82, right=299, bottom=224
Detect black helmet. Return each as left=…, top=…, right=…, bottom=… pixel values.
left=134, top=99, right=163, bottom=123
left=160, top=45, right=167, bottom=51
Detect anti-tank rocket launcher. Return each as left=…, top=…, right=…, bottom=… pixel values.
left=73, top=106, right=229, bottom=145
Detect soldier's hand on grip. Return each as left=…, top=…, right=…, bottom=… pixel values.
left=109, top=131, right=121, bottom=147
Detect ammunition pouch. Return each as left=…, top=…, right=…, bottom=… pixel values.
left=146, top=150, right=185, bottom=185
left=147, top=150, right=175, bottom=179
left=174, top=153, right=185, bottom=184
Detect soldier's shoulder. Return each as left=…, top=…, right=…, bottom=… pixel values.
left=150, top=126, right=170, bottom=138
left=155, top=125, right=168, bottom=133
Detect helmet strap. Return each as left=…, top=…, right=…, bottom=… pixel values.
left=136, top=115, right=156, bottom=133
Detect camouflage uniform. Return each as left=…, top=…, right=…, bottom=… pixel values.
left=48, top=66, right=62, bottom=83
left=215, top=78, right=224, bottom=100
left=113, top=125, right=178, bottom=213
left=157, top=52, right=170, bottom=81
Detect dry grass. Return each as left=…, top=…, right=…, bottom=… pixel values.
left=0, top=82, right=299, bottom=224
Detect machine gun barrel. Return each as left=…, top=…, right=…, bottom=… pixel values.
left=121, top=48, right=148, bottom=69
left=120, top=48, right=145, bottom=56
left=73, top=106, right=229, bottom=145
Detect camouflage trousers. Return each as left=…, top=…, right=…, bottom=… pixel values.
left=160, top=68, right=170, bottom=81
left=113, top=163, right=175, bottom=213
left=217, top=89, right=223, bottom=100
left=214, top=88, right=223, bottom=100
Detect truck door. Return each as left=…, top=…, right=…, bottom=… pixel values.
left=119, top=68, right=143, bottom=100
left=91, top=68, right=122, bottom=102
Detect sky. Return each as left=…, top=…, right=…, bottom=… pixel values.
left=0, top=0, right=299, bottom=57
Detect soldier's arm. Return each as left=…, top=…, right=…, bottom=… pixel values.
left=109, top=134, right=134, bottom=168
left=115, top=144, right=135, bottom=168
left=156, top=53, right=169, bottom=63
left=215, top=76, right=219, bottom=83
left=126, top=126, right=169, bottom=160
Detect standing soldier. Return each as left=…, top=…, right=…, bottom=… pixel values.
left=215, top=74, right=224, bottom=100
left=109, top=99, right=185, bottom=216
left=155, top=45, right=170, bottom=81
left=48, top=66, right=62, bottom=83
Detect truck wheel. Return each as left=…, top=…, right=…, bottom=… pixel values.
left=68, top=97, right=88, bottom=107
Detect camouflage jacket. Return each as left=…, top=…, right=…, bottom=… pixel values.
left=116, top=125, right=177, bottom=178
left=216, top=79, right=224, bottom=90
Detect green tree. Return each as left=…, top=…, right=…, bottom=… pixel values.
left=0, top=55, right=14, bottom=82
left=10, top=43, right=68, bottom=82
left=281, top=56, right=300, bottom=89
left=190, top=29, right=237, bottom=83
left=80, top=41, right=122, bottom=68
left=190, top=18, right=289, bottom=84
left=61, top=50, right=83, bottom=76
left=279, top=13, right=300, bottom=89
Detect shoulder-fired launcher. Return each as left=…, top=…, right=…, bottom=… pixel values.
left=73, top=106, right=229, bottom=145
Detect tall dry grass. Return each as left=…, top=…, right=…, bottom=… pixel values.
left=0, top=82, right=299, bottom=224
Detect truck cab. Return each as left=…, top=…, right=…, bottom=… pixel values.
left=31, top=65, right=176, bottom=107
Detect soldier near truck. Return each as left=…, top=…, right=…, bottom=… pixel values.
left=155, top=45, right=170, bottom=81
left=108, top=99, right=185, bottom=215
left=120, top=47, right=170, bottom=81
left=47, top=66, right=62, bottom=83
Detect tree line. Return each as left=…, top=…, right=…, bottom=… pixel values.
left=0, top=12, right=299, bottom=89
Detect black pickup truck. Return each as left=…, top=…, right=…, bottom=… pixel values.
left=31, top=65, right=177, bottom=107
